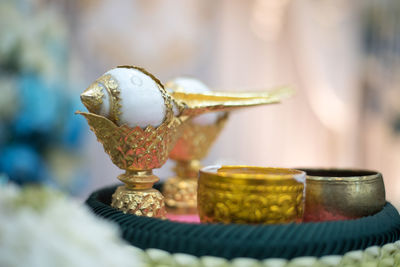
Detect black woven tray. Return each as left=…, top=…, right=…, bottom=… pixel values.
left=85, top=184, right=400, bottom=260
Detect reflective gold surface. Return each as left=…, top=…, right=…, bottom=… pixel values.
left=77, top=112, right=181, bottom=171
left=163, top=85, right=292, bottom=213
left=169, top=114, right=229, bottom=162
left=78, top=66, right=182, bottom=218
left=163, top=114, right=228, bottom=212
left=112, top=185, right=165, bottom=217
left=300, top=168, right=386, bottom=222
left=163, top=176, right=198, bottom=214
left=198, top=166, right=306, bottom=224
left=77, top=112, right=182, bottom=218
left=172, top=86, right=292, bottom=117
left=79, top=65, right=293, bottom=218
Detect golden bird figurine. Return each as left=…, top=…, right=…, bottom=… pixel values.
left=78, top=65, right=292, bottom=218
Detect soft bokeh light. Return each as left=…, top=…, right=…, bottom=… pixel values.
left=1, top=0, right=400, bottom=208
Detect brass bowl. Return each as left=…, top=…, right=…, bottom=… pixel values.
left=299, top=168, right=386, bottom=222
left=198, top=166, right=306, bottom=224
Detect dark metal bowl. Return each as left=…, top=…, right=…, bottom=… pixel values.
left=299, top=168, right=386, bottom=222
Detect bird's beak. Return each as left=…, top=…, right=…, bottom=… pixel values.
left=80, top=82, right=105, bottom=114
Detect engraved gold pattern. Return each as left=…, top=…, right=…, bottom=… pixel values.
left=164, top=114, right=228, bottom=211
left=111, top=186, right=165, bottom=217
left=163, top=87, right=291, bottom=212
left=77, top=67, right=183, bottom=218
left=96, top=74, right=122, bottom=123
left=77, top=112, right=181, bottom=170
left=76, top=111, right=181, bottom=218
left=163, top=177, right=197, bottom=212
left=169, top=114, right=228, bottom=161
left=198, top=166, right=305, bottom=224
left=79, top=66, right=293, bottom=218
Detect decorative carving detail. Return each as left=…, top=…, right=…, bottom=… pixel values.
left=78, top=112, right=182, bottom=170
left=198, top=179, right=304, bottom=224
left=79, top=65, right=292, bottom=218
left=164, top=114, right=228, bottom=210
left=77, top=109, right=182, bottom=218
left=163, top=177, right=197, bottom=210
left=169, top=114, right=228, bottom=161
left=111, top=186, right=165, bottom=217
left=96, top=74, right=121, bottom=123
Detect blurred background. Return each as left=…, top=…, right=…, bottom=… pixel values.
left=1, top=0, right=400, bottom=208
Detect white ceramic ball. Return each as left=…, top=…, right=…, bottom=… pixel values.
left=105, top=67, right=167, bottom=128
left=167, top=77, right=222, bottom=125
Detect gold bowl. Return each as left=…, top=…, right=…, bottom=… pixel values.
left=299, top=168, right=386, bottom=222
left=198, top=166, right=306, bottom=224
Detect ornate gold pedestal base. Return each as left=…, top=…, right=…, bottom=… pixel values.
left=111, top=185, right=165, bottom=217
left=111, top=170, right=166, bottom=218
left=163, top=177, right=198, bottom=214
left=163, top=160, right=200, bottom=214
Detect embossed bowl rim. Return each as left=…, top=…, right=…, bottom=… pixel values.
left=200, top=165, right=306, bottom=183
left=298, top=168, right=382, bottom=183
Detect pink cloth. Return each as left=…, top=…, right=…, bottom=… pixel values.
left=166, top=213, right=201, bottom=223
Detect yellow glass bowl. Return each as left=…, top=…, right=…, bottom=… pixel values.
left=197, top=166, right=306, bottom=224
left=299, top=168, right=386, bottom=222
